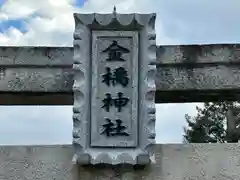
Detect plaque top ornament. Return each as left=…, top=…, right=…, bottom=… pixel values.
left=73, top=6, right=156, bottom=32
left=113, top=6, right=116, bottom=14
left=72, top=8, right=157, bottom=165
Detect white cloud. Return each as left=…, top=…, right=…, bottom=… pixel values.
left=0, top=0, right=77, bottom=45
left=0, top=0, right=75, bottom=19
left=0, top=0, right=181, bottom=46
left=0, top=1, right=36, bottom=19
left=1, top=0, right=239, bottom=45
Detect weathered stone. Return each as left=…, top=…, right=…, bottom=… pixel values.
left=0, top=46, right=73, bottom=66
left=157, top=44, right=240, bottom=64
left=72, top=12, right=157, bottom=165
left=0, top=144, right=240, bottom=179
left=1, top=68, right=73, bottom=92
left=90, top=31, right=139, bottom=148
left=156, top=66, right=240, bottom=90
left=2, top=44, right=240, bottom=104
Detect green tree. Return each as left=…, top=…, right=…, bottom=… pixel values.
left=183, top=102, right=237, bottom=143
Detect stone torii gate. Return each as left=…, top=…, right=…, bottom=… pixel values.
left=1, top=9, right=240, bottom=179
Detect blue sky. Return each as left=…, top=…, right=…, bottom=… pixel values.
left=74, top=0, right=86, bottom=7
left=0, top=0, right=5, bottom=6
left=0, top=0, right=86, bottom=33
left=0, top=19, right=27, bottom=33
left=0, top=0, right=239, bottom=145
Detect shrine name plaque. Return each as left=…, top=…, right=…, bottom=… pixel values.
left=91, top=31, right=138, bottom=148
left=72, top=11, right=157, bottom=165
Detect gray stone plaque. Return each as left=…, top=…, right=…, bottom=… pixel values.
left=72, top=10, right=157, bottom=165
left=91, top=31, right=138, bottom=147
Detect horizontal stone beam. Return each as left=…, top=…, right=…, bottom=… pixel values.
left=0, top=144, right=240, bottom=179
left=156, top=44, right=240, bottom=102
left=0, top=46, right=73, bottom=105
left=1, top=44, right=240, bottom=105
left=0, top=46, right=73, bottom=66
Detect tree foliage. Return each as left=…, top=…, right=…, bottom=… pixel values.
left=183, top=102, right=238, bottom=143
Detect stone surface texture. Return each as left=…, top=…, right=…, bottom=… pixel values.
left=0, top=46, right=74, bottom=105
left=0, top=46, right=73, bottom=65
left=90, top=31, right=139, bottom=148
left=1, top=44, right=240, bottom=104
left=72, top=12, right=157, bottom=165
left=156, top=44, right=240, bottom=91
left=1, top=144, right=240, bottom=180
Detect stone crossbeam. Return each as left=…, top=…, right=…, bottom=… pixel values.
left=0, top=144, right=240, bottom=179
left=0, top=44, right=240, bottom=105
